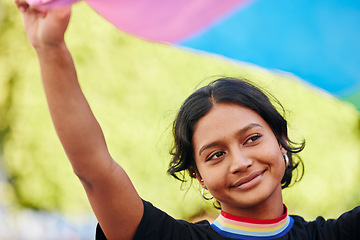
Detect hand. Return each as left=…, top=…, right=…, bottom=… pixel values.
left=15, top=0, right=71, bottom=49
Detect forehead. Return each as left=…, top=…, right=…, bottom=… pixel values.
left=192, top=103, right=270, bottom=147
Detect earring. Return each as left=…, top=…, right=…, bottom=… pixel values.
left=284, top=154, right=289, bottom=168
left=201, top=187, right=214, bottom=200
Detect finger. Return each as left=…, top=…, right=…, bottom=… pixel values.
left=17, top=2, right=49, bottom=17
left=15, top=0, right=29, bottom=8
left=43, top=5, right=71, bottom=22
left=36, top=10, right=47, bottom=18
left=15, top=0, right=30, bottom=13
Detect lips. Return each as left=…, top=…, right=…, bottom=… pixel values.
left=231, top=169, right=266, bottom=190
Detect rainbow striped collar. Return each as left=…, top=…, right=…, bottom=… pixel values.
left=211, top=206, right=294, bottom=240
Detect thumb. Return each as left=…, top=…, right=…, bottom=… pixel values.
left=47, top=5, right=71, bottom=23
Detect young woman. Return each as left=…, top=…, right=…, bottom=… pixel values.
left=15, top=3, right=360, bottom=240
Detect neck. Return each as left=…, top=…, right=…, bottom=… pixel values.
left=222, top=184, right=284, bottom=219
left=212, top=196, right=294, bottom=240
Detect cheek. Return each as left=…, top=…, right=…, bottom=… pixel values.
left=203, top=176, right=227, bottom=200
left=272, top=153, right=285, bottom=167
left=263, top=140, right=284, bottom=163
left=269, top=153, right=286, bottom=180
left=196, top=163, right=227, bottom=189
left=260, top=148, right=285, bottom=173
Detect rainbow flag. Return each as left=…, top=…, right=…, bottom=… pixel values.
left=26, top=0, right=360, bottom=109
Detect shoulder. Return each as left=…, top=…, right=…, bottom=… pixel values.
left=96, top=200, right=225, bottom=240
left=287, top=206, right=360, bottom=240
left=134, top=200, right=223, bottom=239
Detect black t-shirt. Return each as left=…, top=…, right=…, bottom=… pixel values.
left=96, top=200, right=360, bottom=240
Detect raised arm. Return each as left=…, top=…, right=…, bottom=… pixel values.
left=15, top=2, right=143, bottom=239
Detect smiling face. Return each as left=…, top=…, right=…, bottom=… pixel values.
left=192, top=103, right=287, bottom=218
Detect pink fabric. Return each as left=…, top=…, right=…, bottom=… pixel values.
left=25, top=0, right=80, bottom=10
left=85, top=0, right=247, bottom=42
left=25, top=0, right=247, bottom=42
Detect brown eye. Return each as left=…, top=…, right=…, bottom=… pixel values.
left=245, top=134, right=261, bottom=144
left=207, top=151, right=225, bottom=161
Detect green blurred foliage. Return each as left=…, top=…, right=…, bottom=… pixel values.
left=0, top=1, right=359, bottom=221
left=344, top=91, right=360, bottom=110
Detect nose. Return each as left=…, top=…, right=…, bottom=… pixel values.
left=229, top=148, right=253, bottom=173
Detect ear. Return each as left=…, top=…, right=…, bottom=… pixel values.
left=280, top=144, right=287, bottom=155
left=190, top=167, right=206, bottom=188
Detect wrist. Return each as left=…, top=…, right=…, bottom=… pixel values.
left=34, top=41, right=68, bottom=55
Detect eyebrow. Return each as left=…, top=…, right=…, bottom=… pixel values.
left=198, top=123, right=263, bottom=156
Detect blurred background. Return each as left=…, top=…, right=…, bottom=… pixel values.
left=0, top=0, right=360, bottom=239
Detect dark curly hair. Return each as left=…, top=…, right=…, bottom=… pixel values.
left=168, top=77, right=305, bottom=190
